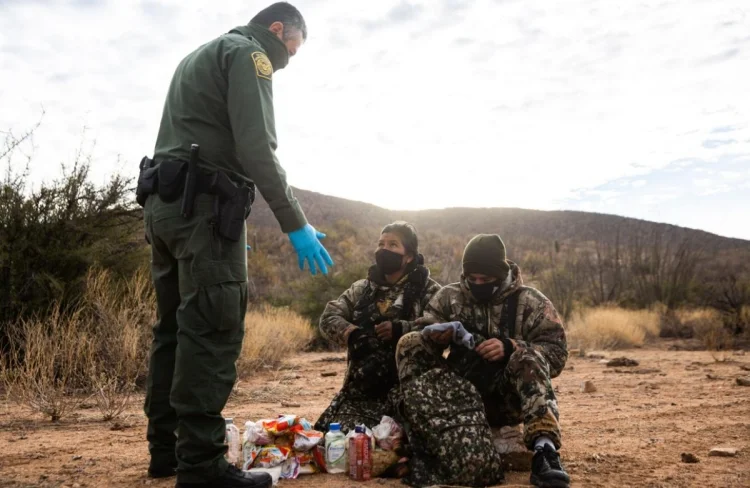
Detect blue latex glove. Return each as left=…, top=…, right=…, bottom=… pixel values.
left=287, top=224, right=334, bottom=276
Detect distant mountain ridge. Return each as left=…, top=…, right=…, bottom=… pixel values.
left=247, top=187, right=750, bottom=252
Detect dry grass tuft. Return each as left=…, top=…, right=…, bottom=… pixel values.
left=237, top=305, right=313, bottom=377
left=0, top=267, right=154, bottom=422
left=566, top=305, right=660, bottom=350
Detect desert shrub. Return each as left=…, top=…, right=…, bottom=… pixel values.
left=566, top=305, right=660, bottom=350
left=0, top=127, right=144, bottom=354
left=0, top=306, right=94, bottom=421
left=237, top=304, right=314, bottom=376
left=0, top=267, right=155, bottom=421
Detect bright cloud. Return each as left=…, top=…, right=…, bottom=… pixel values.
left=1, top=0, right=749, bottom=239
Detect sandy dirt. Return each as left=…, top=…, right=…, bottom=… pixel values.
left=1, top=341, right=749, bottom=488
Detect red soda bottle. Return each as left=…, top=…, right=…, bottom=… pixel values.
left=348, top=425, right=372, bottom=481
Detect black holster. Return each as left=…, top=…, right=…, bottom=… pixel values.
left=206, top=170, right=255, bottom=242
left=135, top=155, right=254, bottom=242
left=136, top=156, right=158, bottom=207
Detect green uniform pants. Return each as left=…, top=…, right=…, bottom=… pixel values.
left=143, top=193, right=248, bottom=483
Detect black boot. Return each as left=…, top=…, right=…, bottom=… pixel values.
left=175, top=465, right=272, bottom=488
left=530, top=445, right=570, bottom=488
left=148, top=459, right=177, bottom=479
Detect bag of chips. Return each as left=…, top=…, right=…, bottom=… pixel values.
left=293, top=430, right=324, bottom=452
left=262, top=415, right=299, bottom=436
left=254, top=446, right=291, bottom=468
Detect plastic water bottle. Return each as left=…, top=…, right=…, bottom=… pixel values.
left=325, top=423, right=347, bottom=474
left=224, top=418, right=241, bottom=467
left=348, top=425, right=372, bottom=481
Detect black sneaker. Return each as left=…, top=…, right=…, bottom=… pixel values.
left=530, top=445, right=570, bottom=488
left=175, top=465, right=272, bottom=488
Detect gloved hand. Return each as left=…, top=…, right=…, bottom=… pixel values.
left=287, top=223, right=334, bottom=276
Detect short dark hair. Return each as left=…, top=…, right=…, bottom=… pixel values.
left=251, top=2, right=307, bottom=40
left=380, top=221, right=419, bottom=257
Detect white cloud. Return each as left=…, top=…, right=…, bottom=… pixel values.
left=1, top=0, right=749, bottom=238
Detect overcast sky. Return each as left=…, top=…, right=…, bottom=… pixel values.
left=1, top=0, right=749, bottom=240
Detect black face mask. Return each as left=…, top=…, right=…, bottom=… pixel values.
left=468, top=282, right=497, bottom=303
left=375, top=249, right=405, bottom=275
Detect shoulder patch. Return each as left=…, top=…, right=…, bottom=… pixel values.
left=251, top=51, right=273, bottom=80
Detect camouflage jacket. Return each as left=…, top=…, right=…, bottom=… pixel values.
left=319, top=264, right=442, bottom=347
left=422, top=262, right=568, bottom=378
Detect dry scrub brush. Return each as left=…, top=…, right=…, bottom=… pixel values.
left=0, top=306, right=94, bottom=421
left=566, top=305, right=660, bottom=350
left=237, top=304, right=313, bottom=377
left=0, top=266, right=155, bottom=421
left=82, top=266, right=154, bottom=420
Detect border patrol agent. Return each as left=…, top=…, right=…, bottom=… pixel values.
left=136, top=4, right=332, bottom=487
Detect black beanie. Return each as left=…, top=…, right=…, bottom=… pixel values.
left=462, top=234, right=511, bottom=280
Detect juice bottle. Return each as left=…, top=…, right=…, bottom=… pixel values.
left=348, top=425, right=372, bottom=481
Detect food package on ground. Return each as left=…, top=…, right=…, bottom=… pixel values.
left=280, top=456, right=300, bottom=479
left=241, top=443, right=262, bottom=470
left=274, top=435, right=293, bottom=449
left=262, top=414, right=299, bottom=436
left=245, top=420, right=273, bottom=445
left=371, top=449, right=401, bottom=478
left=298, top=463, right=320, bottom=475
left=293, top=430, right=324, bottom=452
left=312, top=444, right=327, bottom=473
left=253, top=446, right=291, bottom=468
left=295, top=451, right=315, bottom=466
left=247, top=466, right=282, bottom=486
left=297, top=418, right=313, bottom=431
left=372, top=415, right=404, bottom=451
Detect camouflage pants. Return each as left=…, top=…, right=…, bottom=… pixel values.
left=313, top=344, right=398, bottom=433
left=406, top=332, right=562, bottom=451
left=395, top=333, right=505, bottom=487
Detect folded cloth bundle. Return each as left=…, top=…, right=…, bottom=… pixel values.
left=422, top=321, right=475, bottom=349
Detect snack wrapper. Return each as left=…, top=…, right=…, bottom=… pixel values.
left=372, top=416, right=404, bottom=451
left=280, top=456, right=300, bottom=479
left=241, top=443, right=262, bottom=470
left=262, top=414, right=299, bottom=436
left=245, top=420, right=273, bottom=445
left=312, top=444, right=327, bottom=473
left=295, top=451, right=315, bottom=466
left=254, top=445, right=291, bottom=468
left=293, top=430, right=324, bottom=452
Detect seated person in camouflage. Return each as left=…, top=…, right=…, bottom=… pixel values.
left=314, top=221, right=441, bottom=433
left=400, top=233, right=571, bottom=488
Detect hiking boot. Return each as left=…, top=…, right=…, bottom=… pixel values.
left=148, top=459, right=177, bottom=479
left=530, top=445, right=570, bottom=488
left=175, top=465, right=272, bottom=488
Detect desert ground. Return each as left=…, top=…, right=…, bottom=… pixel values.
left=1, top=340, right=749, bottom=488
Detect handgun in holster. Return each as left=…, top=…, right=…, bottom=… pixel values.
left=205, top=170, right=255, bottom=242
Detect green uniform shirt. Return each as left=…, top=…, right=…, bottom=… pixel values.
left=153, top=23, right=307, bottom=233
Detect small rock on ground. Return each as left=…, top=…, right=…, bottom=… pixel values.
left=681, top=452, right=699, bottom=463
left=321, top=371, right=337, bottom=377
left=281, top=401, right=301, bottom=408
left=736, top=377, right=750, bottom=387
left=708, top=447, right=738, bottom=457
left=581, top=380, right=597, bottom=393
left=606, top=357, right=639, bottom=367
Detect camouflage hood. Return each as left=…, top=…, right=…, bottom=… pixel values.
left=459, top=260, right=524, bottom=305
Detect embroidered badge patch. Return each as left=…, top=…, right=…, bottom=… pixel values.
left=252, top=51, right=273, bottom=80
